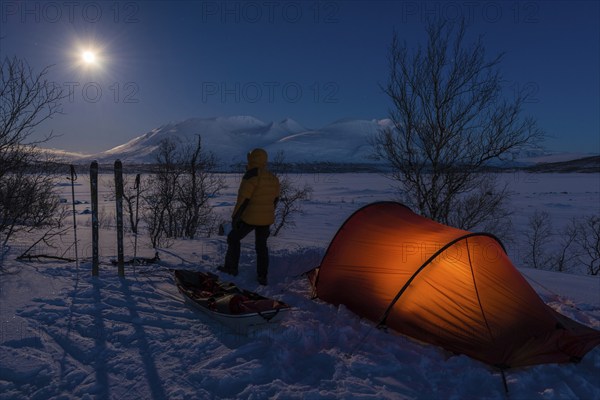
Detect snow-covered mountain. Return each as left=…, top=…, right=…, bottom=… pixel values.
left=85, top=116, right=392, bottom=165
left=54, top=115, right=595, bottom=168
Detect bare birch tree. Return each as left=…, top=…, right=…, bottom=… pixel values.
left=373, top=20, right=543, bottom=234
left=0, top=56, right=65, bottom=251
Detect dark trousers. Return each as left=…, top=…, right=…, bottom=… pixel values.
left=224, top=222, right=270, bottom=278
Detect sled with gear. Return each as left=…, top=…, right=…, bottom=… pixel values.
left=308, top=202, right=600, bottom=372
left=174, top=269, right=290, bottom=333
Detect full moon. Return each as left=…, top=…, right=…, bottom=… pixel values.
left=82, top=51, right=96, bottom=64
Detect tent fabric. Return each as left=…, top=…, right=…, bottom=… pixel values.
left=312, top=202, right=600, bottom=368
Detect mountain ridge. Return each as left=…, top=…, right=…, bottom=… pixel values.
left=42, top=115, right=598, bottom=170
left=78, top=116, right=391, bottom=165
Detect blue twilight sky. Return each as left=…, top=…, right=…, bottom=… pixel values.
left=0, top=0, right=598, bottom=154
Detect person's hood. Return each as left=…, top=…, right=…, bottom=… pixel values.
left=247, top=148, right=268, bottom=169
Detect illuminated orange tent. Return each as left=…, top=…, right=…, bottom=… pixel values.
left=310, top=202, right=600, bottom=368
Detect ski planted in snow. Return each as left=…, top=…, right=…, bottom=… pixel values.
left=114, top=159, right=125, bottom=277
left=133, top=173, right=141, bottom=266
left=68, top=164, right=79, bottom=269
left=90, top=161, right=99, bottom=276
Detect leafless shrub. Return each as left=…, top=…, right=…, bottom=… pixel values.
left=143, top=136, right=224, bottom=248
left=524, top=210, right=553, bottom=269
left=552, top=219, right=578, bottom=273
left=105, top=173, right=145, bottom=234
left=523, top=213, right=599, bottom=275
left=270, top=151, right=313, bottom=237
left=573, top=215, right=600, bottom=275
left=16, top=206, right=72, bottom=262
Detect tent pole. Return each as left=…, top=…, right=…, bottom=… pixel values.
left=500, top=369, right=509, bottom=395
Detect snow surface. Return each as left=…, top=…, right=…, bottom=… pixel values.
left=1, top=172, right=599, bottom=399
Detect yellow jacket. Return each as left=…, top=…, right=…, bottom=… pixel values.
left=232, top=149, right=280, bottom=226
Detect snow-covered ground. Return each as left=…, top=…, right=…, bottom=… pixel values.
left=1, top=172, right=599, bottom=399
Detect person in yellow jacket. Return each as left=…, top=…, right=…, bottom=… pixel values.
left=219, top=148, right=280, bottom=285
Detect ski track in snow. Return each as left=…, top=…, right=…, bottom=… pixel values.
left=1, top=173, right=599, bottom=400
